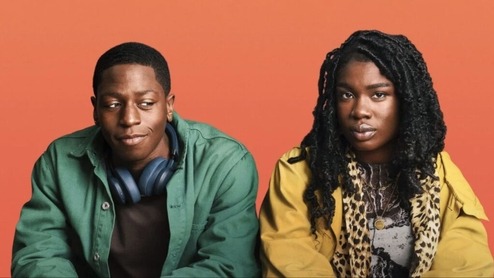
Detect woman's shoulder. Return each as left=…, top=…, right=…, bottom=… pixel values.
left=279, top=146, right=307, bottom=160
left=265, top=147, right=313, bottom=201
left=436, top=151, right=488, bottom=220
left=275, top=146, right=312, bottom=177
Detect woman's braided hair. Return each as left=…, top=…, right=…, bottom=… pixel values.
left=288, top=30, right=447, bottom=234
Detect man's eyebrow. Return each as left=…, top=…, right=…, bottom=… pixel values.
left=100, top=90, right=158, bottom=97
left=134, top=90, right=159, bottom=96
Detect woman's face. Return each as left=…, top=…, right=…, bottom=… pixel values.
left=336, top=59, right=399, bottom=164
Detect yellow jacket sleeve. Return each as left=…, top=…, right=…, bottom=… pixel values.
left=422, top=152, right=494, bottom=277
left=423, top=212, right=493, bottom=277
left=423, top=152, right=494, bottom=277
left=259, top=148, right=339, bottom=277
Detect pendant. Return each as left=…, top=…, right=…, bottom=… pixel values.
left=374, top=217, right=386, bottom=230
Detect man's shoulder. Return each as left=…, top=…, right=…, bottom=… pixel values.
left=183, top=119, right=249, bottom=153
left=46, top=125, right=100, bottom=153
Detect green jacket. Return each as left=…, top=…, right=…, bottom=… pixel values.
left=12, top=112, right=260, bottom=277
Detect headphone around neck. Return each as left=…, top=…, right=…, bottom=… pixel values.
left=107, top=123, right=179, bottom=205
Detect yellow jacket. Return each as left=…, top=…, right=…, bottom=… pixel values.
left=260, top=148, right=493, bottom=277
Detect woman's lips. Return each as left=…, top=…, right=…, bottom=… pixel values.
left=351, top=130, right=376, bottom=141
left=350, top=124, right=376, bottom=141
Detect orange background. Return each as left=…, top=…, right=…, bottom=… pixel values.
left=1, top=1, right=494, bottom=276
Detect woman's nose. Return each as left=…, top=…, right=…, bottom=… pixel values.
left=351, top=97, right=371, bottom=119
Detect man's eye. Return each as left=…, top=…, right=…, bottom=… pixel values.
left=140, top=102, right=155, bottom=107
left=106, top=102, right=120, bottom=108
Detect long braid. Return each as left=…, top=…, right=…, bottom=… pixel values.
left=288, top=30, right=446, bottom=234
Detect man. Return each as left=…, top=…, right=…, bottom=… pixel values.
left=12, top=42, right=260, bottom=277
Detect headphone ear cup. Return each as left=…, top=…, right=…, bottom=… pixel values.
left=108, top=172, right=126, bottom=205
left=153, top=159, right=176, bottom=195
left=107, top=124, right=179, bottom=204
left=113, top=167, right=141, bottom=204
left=138, top=157, right=167, bottom=196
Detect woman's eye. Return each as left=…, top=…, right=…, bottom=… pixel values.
left=340, top=92, right=354, bottom=99
left=373, top=92, right=386, bottom=99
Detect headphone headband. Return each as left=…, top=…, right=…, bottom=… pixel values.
left=165, top=123, right=179, bottom=163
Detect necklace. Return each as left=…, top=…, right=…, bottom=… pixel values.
left=362, top=173, right=400, bottom=230
left=363, top=171, right=399, bottom=191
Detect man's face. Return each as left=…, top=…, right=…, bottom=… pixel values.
left=92, top=64, right=174, bottom=167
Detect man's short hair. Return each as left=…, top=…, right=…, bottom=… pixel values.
left=92, top=42, right=171, bottom=95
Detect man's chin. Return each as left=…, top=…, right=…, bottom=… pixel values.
left=110, top=149, right=148, bottom=165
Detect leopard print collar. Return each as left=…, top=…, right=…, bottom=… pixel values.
left=331, top=151, right=440, bottom=277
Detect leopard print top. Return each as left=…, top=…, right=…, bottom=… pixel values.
left=331, top=151, right=441, bottom=278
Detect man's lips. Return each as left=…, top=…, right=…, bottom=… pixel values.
left=116, top=134, right=147, bottom=146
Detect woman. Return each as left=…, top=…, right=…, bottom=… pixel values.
left=259, top=30, right=493, bottom=277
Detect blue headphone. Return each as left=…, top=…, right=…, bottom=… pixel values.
left=107, top=123, right=179, bottom=205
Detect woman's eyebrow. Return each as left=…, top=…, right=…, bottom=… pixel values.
left=336, top=82, right=391, bottom=90
left=366, top=82, right=392, bottom=90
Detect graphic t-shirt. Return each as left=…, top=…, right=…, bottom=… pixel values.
left=358, top=163, right=414, bottom=277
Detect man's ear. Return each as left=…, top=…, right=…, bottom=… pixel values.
left=166, top=94, right=175, bottom=122
left=91, top=96, right=98, bottom=125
